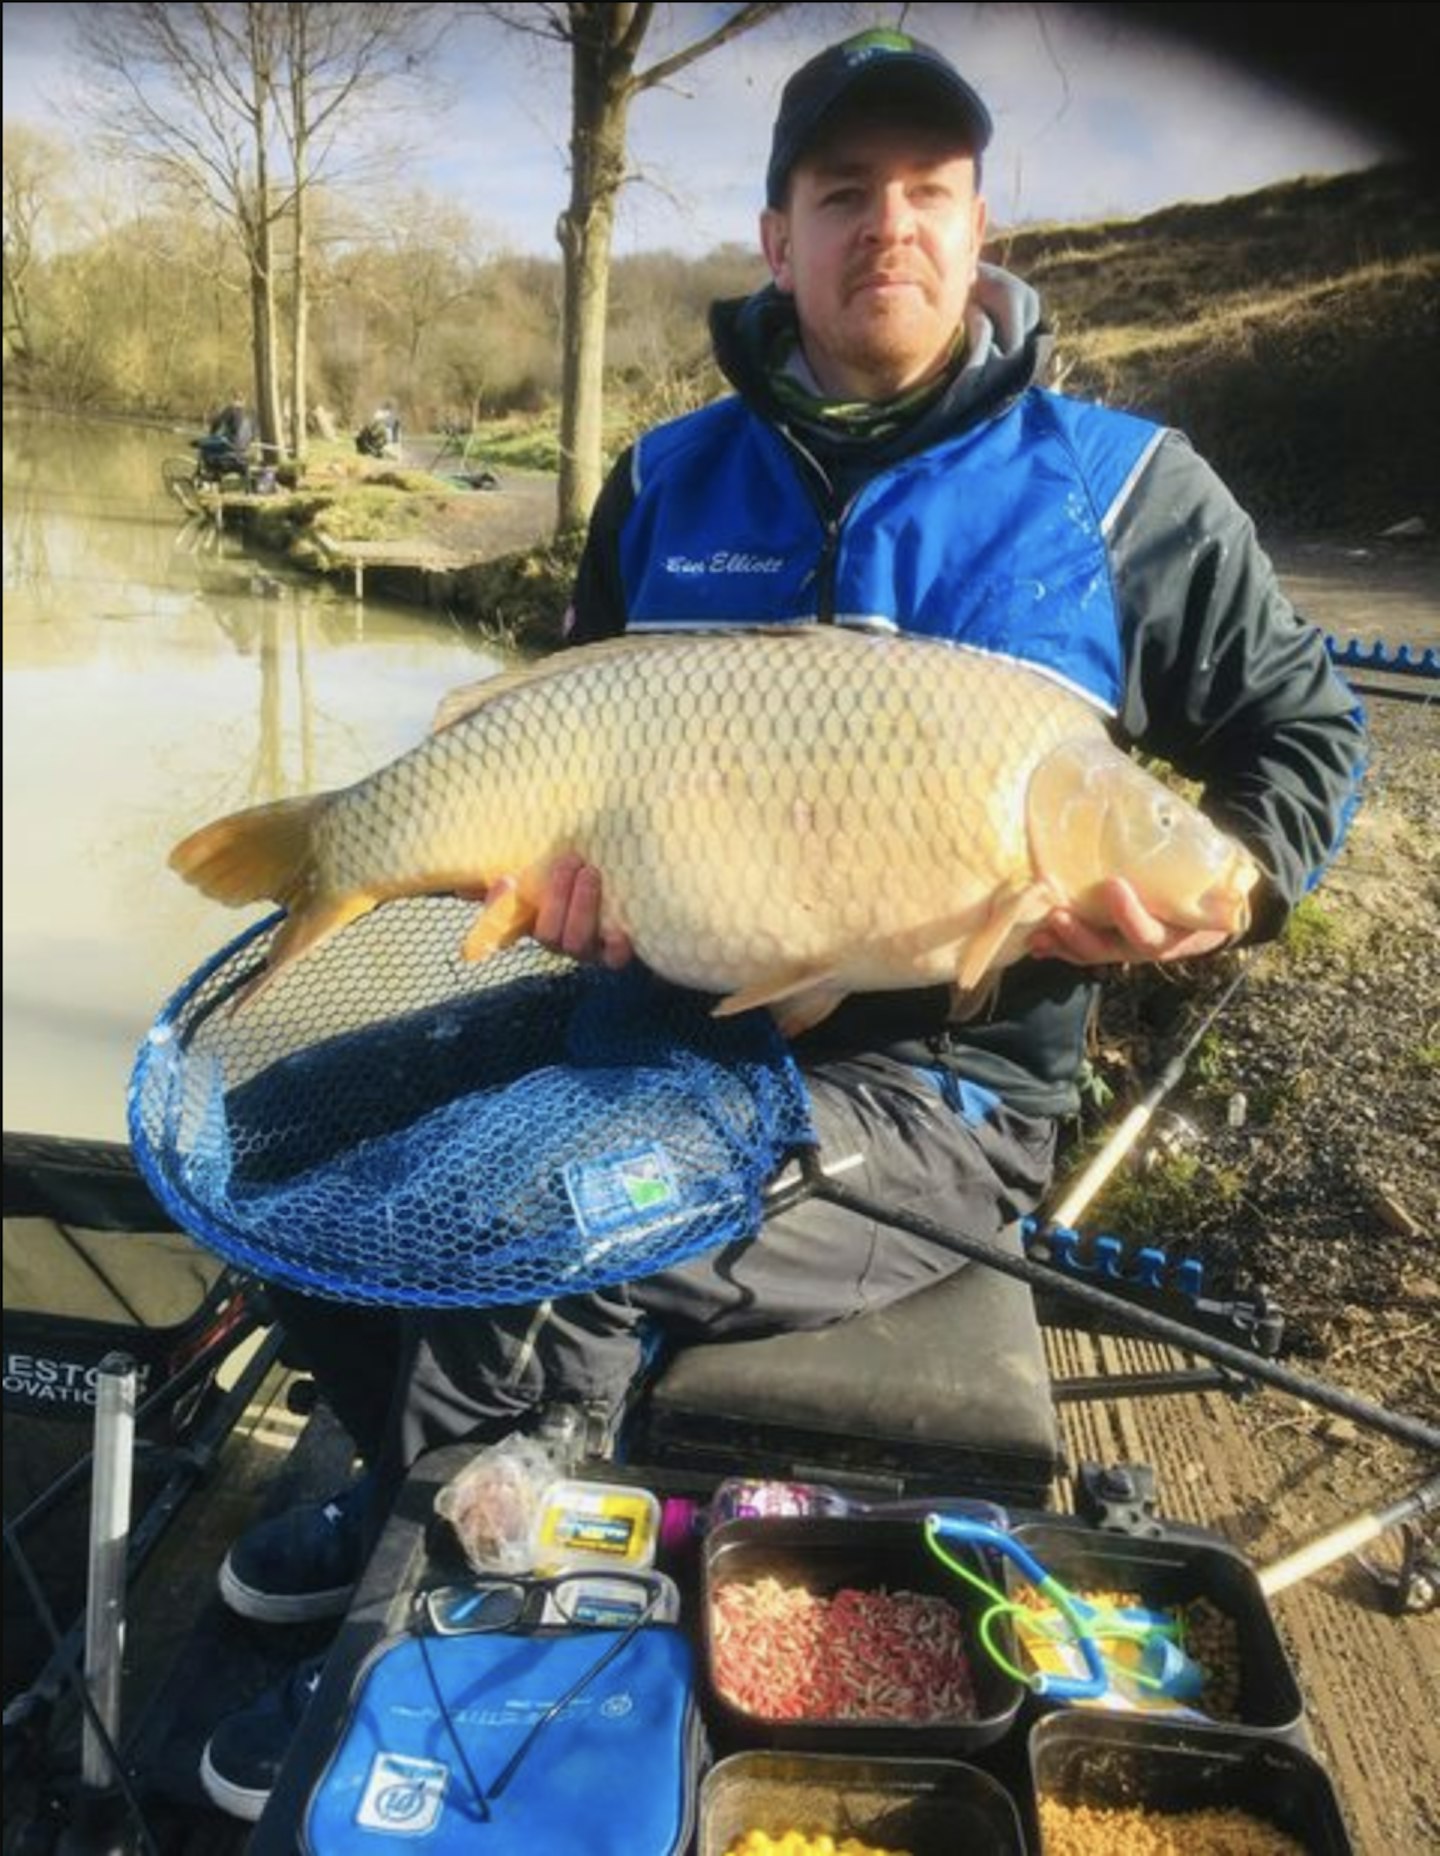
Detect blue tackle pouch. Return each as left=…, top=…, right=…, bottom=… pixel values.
left=301, top=1625, right=702, bottom=1855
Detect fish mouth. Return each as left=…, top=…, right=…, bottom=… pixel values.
left=1208, top=891, right=1252, bottom=936
left=1197, top=856, right=1260, bottom=935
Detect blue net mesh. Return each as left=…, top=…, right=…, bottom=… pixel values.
left=127, top=900, right=816, bottom=1307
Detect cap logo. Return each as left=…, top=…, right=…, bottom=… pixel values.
left=842, top=28, right=917, bottom=67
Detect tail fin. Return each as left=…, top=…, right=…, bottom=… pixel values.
left=169, top=795, right=324, bottom=909
left=171, top=794, right=381, bottom=1004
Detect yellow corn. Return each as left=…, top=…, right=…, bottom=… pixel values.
left=723, top=1833, right=914, bottom=1856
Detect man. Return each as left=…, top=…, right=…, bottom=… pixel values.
left=355, top=400, right=401, bottom=457
left=194, top=389, right=255, bottom=482
left=198, top=29, right=1364, bottom=1821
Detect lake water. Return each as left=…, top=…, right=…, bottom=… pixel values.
left=2, top=413, right=509, bottom=1140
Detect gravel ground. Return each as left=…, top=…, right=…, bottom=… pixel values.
left=1080, top=693, right=1438, bottom=1492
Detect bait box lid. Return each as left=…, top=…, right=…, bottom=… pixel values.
left=529, top=1476, right=661, bottom=1574
left=699, top=1749, right=1025, bottom=1856
left=1009, top=1520, right=1305, bottom=1740
left=701, top=1515, right=1023, bottom=1755
left=1028, top=1711, right=1353, bottom=1854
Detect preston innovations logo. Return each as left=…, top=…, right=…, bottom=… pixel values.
left=845, top=27, right=918, bottom=67
left=3, top=1351, right=153, bottom=1408
left=356, top=1751, right=449, bottom=1836
left=563, top=1142, right=682, bottom=1240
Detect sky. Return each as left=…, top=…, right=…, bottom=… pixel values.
left=1, top=1, right=1400, bottom=261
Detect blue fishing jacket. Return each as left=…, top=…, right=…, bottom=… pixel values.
left=569, top=270, right=1364, bottom=1117
left=620, top=387, right=1163, bottom=716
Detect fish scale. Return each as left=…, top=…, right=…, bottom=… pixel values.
left=168, top=628, right=1259, bottom=1032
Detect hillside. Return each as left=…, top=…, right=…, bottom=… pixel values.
left=989, top=163, right=1440, bottom=532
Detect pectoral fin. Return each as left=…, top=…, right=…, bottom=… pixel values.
left=948, top=971, right=1005, bottom=1025
left=955, top=878, right=1054, bottom=992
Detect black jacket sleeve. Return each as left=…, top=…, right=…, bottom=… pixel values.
left=566, top=450, right=637, bottom=645
left=1109, top=432, right=1366, bottom=939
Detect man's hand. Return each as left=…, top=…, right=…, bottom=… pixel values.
left=533, top=853, right=634, bottom=968
left=1028, top=877, right=1233, bottom=967
left=452, top=856, right=634, bottom=966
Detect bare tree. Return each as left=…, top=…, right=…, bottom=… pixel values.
left=478, top=2, right=791, bottom=533
left=362, top=192, right=492, bottom=375
left=2, top=125, right=67, bottom=365
left=272, top=3, right=446, bottom=462
left=80, top=5, right=287, bottom=447
left=77, top=2, right=441, bottom=461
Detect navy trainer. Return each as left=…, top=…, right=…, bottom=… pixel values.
left=218, top=1475, right=373, bottom=1624
left=199, top=1653, right=326, bottom=1822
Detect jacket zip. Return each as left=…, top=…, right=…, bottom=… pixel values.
left=776, top=421, right=851, bottom=625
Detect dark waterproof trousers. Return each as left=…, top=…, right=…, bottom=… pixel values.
left=265, top=1052, right=1056, bottom=1525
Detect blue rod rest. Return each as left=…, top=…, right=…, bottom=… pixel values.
left=1021, top=1218, right=1207, bottom=1301
left=1325, top=634, right=1440, bottom=678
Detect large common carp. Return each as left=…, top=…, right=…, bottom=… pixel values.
left=169, top=629, right=1259, bottom=1033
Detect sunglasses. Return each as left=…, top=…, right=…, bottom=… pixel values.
left=412, top=1571, right=673, bottom=1821
left=420, top=1569, right=676, bottom=1635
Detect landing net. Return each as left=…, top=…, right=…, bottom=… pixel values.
left=128, top=900, right=815, bottom=1307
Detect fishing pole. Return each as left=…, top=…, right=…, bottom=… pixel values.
left=1046, top=962, right=1249, bottom=1233
left=1257, top=1471, right=1440, bottom=1599
left=808, top=1169, right=1440, bottom=1457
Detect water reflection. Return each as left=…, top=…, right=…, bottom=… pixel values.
left=3, top=413, right=509, bottom=1139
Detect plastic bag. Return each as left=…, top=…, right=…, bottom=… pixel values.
left=433, top=1433, right=566, bottom=1573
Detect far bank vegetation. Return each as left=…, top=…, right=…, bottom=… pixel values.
left=4, top=128, right=1437, bottom=534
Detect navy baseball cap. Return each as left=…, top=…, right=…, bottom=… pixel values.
left=766, top=29, right=993, bottom=208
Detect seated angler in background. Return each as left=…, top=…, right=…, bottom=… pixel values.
left=196, top=389, right=255, bottom=477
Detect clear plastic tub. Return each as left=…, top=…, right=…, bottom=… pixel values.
left=1010, top=1520, right=1305, bottom=1740
left=537, top=1568, right=681, bottom=1626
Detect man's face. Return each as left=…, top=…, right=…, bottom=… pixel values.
left=761, top=113, right=988, bottom=402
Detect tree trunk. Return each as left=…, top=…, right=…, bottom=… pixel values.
left=555, top=7, right=635, bottom=535
left=291, top=189, right=309, bottom=466
left=287, top=4, right=310, bottom=467
left=2, top=269, right=33, bottom=362
left=251, top=203, right=283, bottom=456
left=248, top=10, right=283, bottom=459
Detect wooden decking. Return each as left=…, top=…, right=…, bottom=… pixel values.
left=308, top=533, right=476, bottom=599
